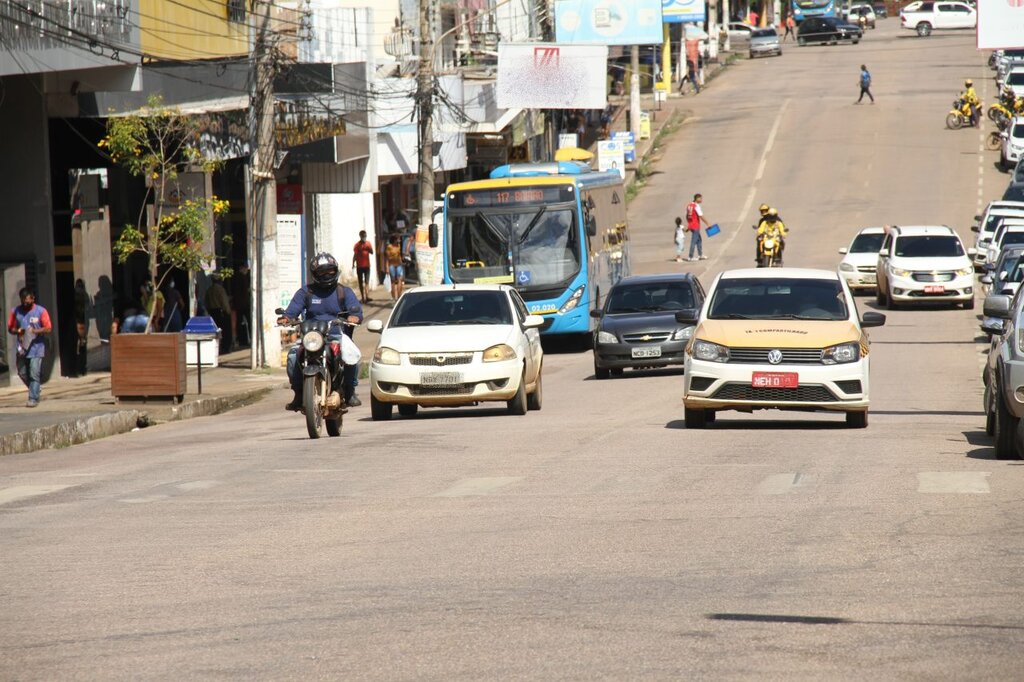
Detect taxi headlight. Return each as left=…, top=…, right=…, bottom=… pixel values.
left=822, top=342, right=860, bottom=365
left=672, top=326, right=694, bottom=341
left=889, top=266, right=913, bottom=278
left=956, top=267, right=973, bottom=276
left=483, top=344, right=517, bottom=362
left=597, top=330, right=618, bottom=344
left=373, top=346, right=401, bottom=365
left=839, top=262, right=855, bottom=272
left=302, top=331, right=325, bottom=353
left=692, top=339, right=729, bottom=363
left=559, top=285, right=586, bottom=313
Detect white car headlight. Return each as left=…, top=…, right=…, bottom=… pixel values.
left=373, top=346, right=401, bottom=365
left=597, top=330, right=618, bottom=344
left=691, top=339, right=729, bottom=363
left=889, top=266, right=913, bottom=278
left=822, top=341, right=860, bottom=365
left=672, top=326, right=694, bottom=341
left=559, top=285, right=586, bottom=313
left=839, top=262, right=855, bottom=272
left=956, top=267, right=973, bottom=276
left=302, top=331, right=325, bottom=352
left=482, top=344, right=517, bottom=362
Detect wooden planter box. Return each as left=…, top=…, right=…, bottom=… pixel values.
left=111, top=333, right=187, bottom=401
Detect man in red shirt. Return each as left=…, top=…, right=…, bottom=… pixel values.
left=352, top=230, right=374, bottom=303
left=685, top=193, right=711, bottom=262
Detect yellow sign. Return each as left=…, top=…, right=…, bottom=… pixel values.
left=473, top=275, right=514, bottom=284
left=639, top=112, right=651, bottom=140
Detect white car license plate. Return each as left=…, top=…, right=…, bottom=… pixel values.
left=421, top=372, right=462, bottom=386
left=924, top=285, right=946, bottom=294
left=862, top=275, right=876, bottom=284
left=632, top=347, right=662, bottom=359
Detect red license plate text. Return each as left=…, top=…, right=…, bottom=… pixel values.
left=751, top=372, right=799, bottom=389
left=923, top=285, right=945, bottom=294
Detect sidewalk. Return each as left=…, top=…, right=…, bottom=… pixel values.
left=0, top=296, right=398, bottom=457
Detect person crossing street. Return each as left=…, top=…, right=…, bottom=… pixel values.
left=856, top=64, right=874, bottom=104
left=685, top=193, right=711, bottom=261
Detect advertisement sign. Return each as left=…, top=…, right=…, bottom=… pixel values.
left=276, top=214, right=303, bottom=308
left=598, top=139, right=625, bottom=178
left=662, top=0, right=707, bottom=24
left=555, top=0, right=664, bottom=45
left=612, top=131, right=636, bottom=162
left=977, top=0, right=1024, bottom=49
left=497, top=43, right=608, bottom=109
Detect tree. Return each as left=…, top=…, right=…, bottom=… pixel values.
left=100, top=95, right=230, bottom=332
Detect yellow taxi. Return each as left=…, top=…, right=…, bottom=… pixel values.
left=681, top=268, right=885, bottom=428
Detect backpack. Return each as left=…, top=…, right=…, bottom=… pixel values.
left=303, top=284, right=353, bottom=317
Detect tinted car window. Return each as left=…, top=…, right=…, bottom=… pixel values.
left=708, top=278, right=848, bottom=321
left=893, top=235, right=964, bottom=257
left=919, top=1, right=934, bottom=9
left=390, top=291, right=512, bottom=327
left=1013, top=124, right=1024, bottom=139
left=752, top=28, right=778, bottom=37
left=607, top=282, right=695, bottom=313
left=850, top=233, right=885, bottom=252
left=1008, top=73, right=1024, bottom=86
left=1002, top=232, right=1024, bottom=248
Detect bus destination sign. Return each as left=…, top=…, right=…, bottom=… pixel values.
left=449, top=185, right=575, bottom=209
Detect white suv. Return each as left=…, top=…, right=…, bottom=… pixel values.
left=972, top=201, right=1024, bottom=266
left=1002, top=117, right=1024, bottom=171
left=875, top=225, right=976, bottom=309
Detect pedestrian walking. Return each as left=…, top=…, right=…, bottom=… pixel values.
left=204, top=274, right=233, bottom=353
left=784, top=15, right=796, bottom=41
left=385, top=233, right=405, bottom=300
left=856, top=64, right=874, bottom=104
left=6, top=287, right=52, bottom=407
left=352, top=230, right=374, bottom=303
left=685, top=194, right=711, bottom=261
left=674, top=217, right=686, bottom=262
left=73, top=278, right=89, bottom=377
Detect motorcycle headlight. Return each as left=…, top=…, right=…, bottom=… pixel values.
left=482, top=344, right=517, bottom=362
left=373, top=346, right=401, bottom=365
left=822, top=342, right=860, bottom=365
left=597, top=330, right=618, bottom=344
left=672, top=326, right=694, bottom=341
left=839, top=262, right=855, bottom=272
left=691, top=339, right=729, bottom=363
left=302, top=330, right=325, bottom=353
left=956, top=267, right=974, bottom=276
left=889, top=266, right=913, bottom=278
left=559, top=285, right=586, bottom=314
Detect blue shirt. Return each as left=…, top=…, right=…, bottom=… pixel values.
left=860, top=70, right=871, bottom=87
left=8, top=304, right=50, bottom=358
left=282, top=284, right=363, bottom=334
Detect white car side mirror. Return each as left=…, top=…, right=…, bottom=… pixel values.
left=523, top=315, right=545, bottom=329
left=366, top=319, right=384, bottom=333
left=839, top=247, right=848, bottom=254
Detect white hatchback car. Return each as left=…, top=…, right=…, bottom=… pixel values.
left=1001, top=117, right=1024, bottom=171
left=972, top=201, right=1024, bottom=267
left=681, top=268, right=885, bottom=429
left=983, top=220, right=1024, bottom=267
left=875, top=225, right=976, bottom=309
left=367, top=285, right=544, bottom=420
left=838, top=227, right=886, bottom=291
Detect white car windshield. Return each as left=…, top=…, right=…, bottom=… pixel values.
left=893, top=235, right=964, bottom=257
left=389, top=291, right=513, bottom=327
left=708, top=277, right=849, bottom=321
left=849, top=233, right=884, bottom=252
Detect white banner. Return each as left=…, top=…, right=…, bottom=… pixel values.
left=276, top=214, right=303, bottom=309
left=977, top=0, right=1024, bottom=49
left=597, top=140, right=625, bottom=178
left=497, top=43, right=608, bottom=109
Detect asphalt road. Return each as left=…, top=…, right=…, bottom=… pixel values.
left=3, top=23, right=1022, bottom=680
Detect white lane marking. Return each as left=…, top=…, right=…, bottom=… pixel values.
left=917, top=472, right=990, bottom=494
left=176, top=480, right=219, bottom=492
left=0, top=485, right=76, bottom=506
left=265, top=469, right=351, bottom=473
left=754, top=99, right=789, bottom=182
left=121, top=495, right=169, bottom=504
left=434, top=477, right=522, bottom=498
left=758, top=473, right=813, bottom=495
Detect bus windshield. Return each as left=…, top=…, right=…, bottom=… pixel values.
left=448, top=207, right=581, bottom=290
left=796, top=0, right=832, bottom=8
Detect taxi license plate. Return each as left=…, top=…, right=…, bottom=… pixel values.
left=862, top=275, right=876, bottom=284
left=632, top=347, right=662, bottom=359
left=752, top=372, right=798, bottom=389
left=924, top=285, right=946, bottom=294
left=421, top=372, right=462, bottom=386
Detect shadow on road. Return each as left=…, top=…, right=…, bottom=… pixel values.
left=666, top=418, right=847, bottom=430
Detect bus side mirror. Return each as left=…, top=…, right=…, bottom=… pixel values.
left=586, top=215, right=597, bottom=237
left=428, top=223, right=438, bottom=248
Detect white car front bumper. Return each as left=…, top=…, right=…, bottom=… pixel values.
left=370, top=357, right=524, bottom=406
left=887, top=273, right=973, bottom=303
left=839, top=267, right=878, bottom=290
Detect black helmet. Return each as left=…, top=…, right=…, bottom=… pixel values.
left=309, top=252, right=339, bottom=288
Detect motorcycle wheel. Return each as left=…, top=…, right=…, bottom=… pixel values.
left=988, top=106, right=1000, bottom=122
left=945, top=113, right=962, bottom=130
left=987, top=131, right=1003, bottom=151
left=303, top=374, right=325, bottom=439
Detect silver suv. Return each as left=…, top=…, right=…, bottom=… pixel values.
left=982, top=288, right=1024, bottom=458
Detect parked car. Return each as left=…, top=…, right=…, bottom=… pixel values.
left=591, top=273, right=706, bottom=378
left=875, top=225, right=976, bottom=309
left=838, top=227, right=886, bottom=291
left=871, top=2, right=888, bottom=18
left=1004, top=66, right=1024, bottom=100
left=681, top=268, right=885, bottom=429
left=1001, top=117, right=1024, bottom=172
left=749, top=27, right=783, bottom=58
left=798, top=16, right=863, bottom=45
left=981, top=289, right=1024, bottom=458
left=980, top=246, right=1024, bottom=297
left=727, top=22, right=756, bottom=44
left=848, top=4, right=877, bottom=27
left=981, top=220, right=1024, bottom=271
left=996, top=52, right=1024, bottom=88
left=366, top=285, right=544, bottom=420
left=971, top=201, right=1024, bottom=267
left=900, top=0, right=976, bottom=36
left=1005, top=158, right=1024, bottom=202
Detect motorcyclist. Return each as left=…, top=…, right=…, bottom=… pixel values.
left=963, top=79, right=980, bottom=126
left=753, top=204, right=783, bottom=263
left=756, top=208, right=788, bottom=265
left=278, top=252, right=364, bottom=411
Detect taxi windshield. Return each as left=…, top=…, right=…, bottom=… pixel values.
left=708, top=277, right=849, bottom=321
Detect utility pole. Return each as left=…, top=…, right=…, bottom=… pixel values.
left=417, top=0, right=435, bottom=234
left=249, top=0, right=280, bottom=369
left=629, top=45, right=640, bottom=141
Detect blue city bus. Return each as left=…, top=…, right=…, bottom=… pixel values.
left=792, top=0, right=837, bottom=22
left=438, top=161, right=631, bottom=337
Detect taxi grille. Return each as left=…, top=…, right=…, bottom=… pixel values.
left=857, top=266, right=876, bottom=273
left=711, top=383, right=838, bottom=402
left=727, top=348, right=824, bottom=364
left=408, top=353, right=474, bottom=367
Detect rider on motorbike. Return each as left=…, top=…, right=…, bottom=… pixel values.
left=753, top=204, right=785, bottom=263
left=757, top=208, right=788, bottom=265
left=963, top=79, right=981, bottom=126
left=278, top=252, right=364, bottom=411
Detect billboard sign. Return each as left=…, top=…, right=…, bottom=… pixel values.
left=497, top=44, right=608, bottom=109
left=555, top=0, right=664, bottom=45
left=612, top=131, right=635, bottom=162
left=598, top=140, right=625, bottom=178
left=662, top=0, right=706, bottom=24
left=977, top=0, right=1024, bottom=50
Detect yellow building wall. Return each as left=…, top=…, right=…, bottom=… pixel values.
left=140, top=0, right=249, bottom=60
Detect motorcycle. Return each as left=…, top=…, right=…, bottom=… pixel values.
left=757, top=232, right=783, bottom=268
left=946, top=95, right=980, bottom=130
left=276, top=308, right=358, bottom=439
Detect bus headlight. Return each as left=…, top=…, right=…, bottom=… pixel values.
left=373, top=347, right=401, bottom=365
left=559, top=285, right=586, bottom=313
